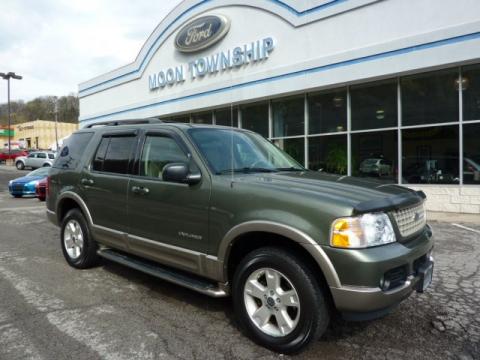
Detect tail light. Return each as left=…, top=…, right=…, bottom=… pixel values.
left=46, top=176, right=51, bottom=198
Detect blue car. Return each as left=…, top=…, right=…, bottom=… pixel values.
left=8, top=167, right=50, bottom=198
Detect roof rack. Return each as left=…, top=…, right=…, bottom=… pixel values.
left=85, top=118, right=164, bottom=128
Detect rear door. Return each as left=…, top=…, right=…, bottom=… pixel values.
left=25, top=152, right=37, bottom=167
left=127, top=129, right=211, bottom=265
left=80, top=131, right=138, bottom=251
left=36, top=152, right=47, bottom=167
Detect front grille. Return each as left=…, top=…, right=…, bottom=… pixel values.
left=12, top=184, right=24, bottom=192
left=392, top=203, right=426, bottom=237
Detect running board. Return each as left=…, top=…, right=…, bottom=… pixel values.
left=97, top=249, right=228, bottom=298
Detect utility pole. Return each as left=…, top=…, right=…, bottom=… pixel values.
left=0, top=72, right=22, bottom=155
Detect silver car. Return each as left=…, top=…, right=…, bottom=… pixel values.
left=15, top=151, right=56, bottom=170
left=359, top=158, right=393, bottom=177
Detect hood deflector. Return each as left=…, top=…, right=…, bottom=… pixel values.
left=353, top=190, right=426, bottom=214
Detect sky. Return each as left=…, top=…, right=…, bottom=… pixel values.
left=0, top=0, right=182, bottom=102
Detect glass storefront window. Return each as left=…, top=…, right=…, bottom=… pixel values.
left=351, top=80, right=397, bottom=130
left=402, top=126, right=459, bottom=184
left=308, top=135, right=347, bottom=174
left=272, top=96, right=304, bottom=137
left=463, top=123, right=480, bottom=184
left=241, top=102, right=269, bottom=138
left=273, top=138, right=304, bottom=165
left=402, top=69, right=459, bottom=126
left=215, top=107, right=238, bottom=127
left=170, top=115, right=190, bottom=123
left=192, top=112, right=213, bottom=124
left=462, top=65, right=480, bottom=121
left=308, top=88, right=347, bottom=134
left=351, top=130, right=398, bottom=183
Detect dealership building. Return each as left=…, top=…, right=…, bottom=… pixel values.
left=79, top=0, right=480, bottom=214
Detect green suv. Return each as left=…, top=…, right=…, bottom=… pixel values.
left=46, top=119, right=434, bottom=353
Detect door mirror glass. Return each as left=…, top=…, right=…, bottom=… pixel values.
left=162, top=163, right=201, bottom=185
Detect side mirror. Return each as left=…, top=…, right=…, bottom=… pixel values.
left=162, top=163, right=201, bottom=185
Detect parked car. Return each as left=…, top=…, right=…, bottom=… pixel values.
left=36, top=177, right=48, bottom=201
left=15, top=151, right=56, bottom=170
left=464, top=157, right=480, bottom=183
left=47, top=120, right=434, bottom=353
left=8, top=167, right=50, bottom=198
left=0, top=149, right=29, bottom=164
left=359, top=158, right=393, bottom=176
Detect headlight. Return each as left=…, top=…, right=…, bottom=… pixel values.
left=330, top=213, right=396, bottom=249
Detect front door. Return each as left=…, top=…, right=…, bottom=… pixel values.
left=81, top=132, right=138, bottom=251
left=127, top=131, right=210, bottom=267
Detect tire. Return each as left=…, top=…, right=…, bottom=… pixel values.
left=60, top=208, right=99, bottom=269
left=232, top=247, right=330, bottom=354
left=16, top=161, right=24, bottom=170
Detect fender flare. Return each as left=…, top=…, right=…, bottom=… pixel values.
left=56, top=191, right=93, bottom=225
left=218, top=221, right=341, bottom=288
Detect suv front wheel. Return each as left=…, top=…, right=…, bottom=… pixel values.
left=232, top=247, right=330, bottom=354
left=60, top=208, right=99, bottom=269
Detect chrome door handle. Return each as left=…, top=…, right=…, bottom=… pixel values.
left=132, top=186, right=149, bottom=195
left=81, top=178, right=94, bottom=185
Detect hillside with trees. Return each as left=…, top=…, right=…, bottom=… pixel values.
left=0, top=95, right=79, bottom=126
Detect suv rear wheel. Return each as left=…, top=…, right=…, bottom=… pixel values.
left=60, top=208, right=99, bottom=269
left=232, top=247, right=330, bottom=354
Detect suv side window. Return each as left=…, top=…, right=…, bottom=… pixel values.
left=93, top=137, right=109, bottom=171
left=93, top=135, right=136, bottom=174
left=37, top=153, right=47, bottom=159
left=28, top=153, right=36, bottom=158
left=140, top=135, right=188, bottom=178
left=55, top=132, right=94, bottom=169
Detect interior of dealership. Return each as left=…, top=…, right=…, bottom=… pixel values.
left=162, top=65, right=480, bottom=187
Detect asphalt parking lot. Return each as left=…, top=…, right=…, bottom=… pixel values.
left=0, top=166, right=479, bottom=360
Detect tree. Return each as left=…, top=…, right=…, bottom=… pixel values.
left=0, top=95, right=79, bottom=126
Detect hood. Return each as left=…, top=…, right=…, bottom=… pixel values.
left=12, top=175, right=46, bottom=184
left=231, top=171, right=425, bottom=214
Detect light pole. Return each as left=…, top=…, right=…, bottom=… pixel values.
left=0, top=72, right=22, bottom=156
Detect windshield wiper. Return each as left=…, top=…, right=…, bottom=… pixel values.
left=216, top=167, right=278, bottom=175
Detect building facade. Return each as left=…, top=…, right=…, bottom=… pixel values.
left=12, top=120, right=78, bottom=150
left=79, top=0, right=480, bottom=214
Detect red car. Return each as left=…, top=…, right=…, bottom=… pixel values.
left=0, top=149, right=29, bottom=163
left=35, top=177, right=48, bottom=201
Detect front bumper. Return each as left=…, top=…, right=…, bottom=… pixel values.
left=9, top=183, right=37, bottom=197
left=326, top=225, right=434, bottom=317
left=331, top=257, right=433, bottom=318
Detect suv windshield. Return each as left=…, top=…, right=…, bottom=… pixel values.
left=188, top=128, right=304, bottom=174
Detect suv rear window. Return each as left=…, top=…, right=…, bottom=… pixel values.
left=54, top=132, right=94, bottom=169
left=93, top=135, right=136, bottom=174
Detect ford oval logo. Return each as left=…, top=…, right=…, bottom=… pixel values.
left=175, top=15, right=230, bottom=53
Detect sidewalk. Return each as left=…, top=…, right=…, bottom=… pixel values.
left=428, top=211, right=479, bottom=225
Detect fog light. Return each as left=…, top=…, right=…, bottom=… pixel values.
left=379, top=277, right=391, bottom=291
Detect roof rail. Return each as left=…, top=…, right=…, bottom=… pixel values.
left=85, top=118, right=164, bottom=128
